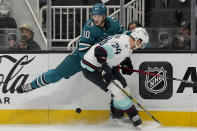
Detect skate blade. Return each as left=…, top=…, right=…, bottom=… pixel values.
left=134, top=125, right=142, bottom=130
left=141, top=121, right=161, bottom=129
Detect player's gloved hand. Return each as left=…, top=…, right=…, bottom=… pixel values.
left=101, top=62, right=114, bottom=83
left=120, top=57, right=133, bottom=75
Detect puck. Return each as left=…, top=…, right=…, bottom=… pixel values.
left=76, top=108, right=81, bottom=113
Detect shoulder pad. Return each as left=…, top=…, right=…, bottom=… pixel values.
left=112, top=17, right=118, bottom=22
left=107, top=17, right=119, bottom=22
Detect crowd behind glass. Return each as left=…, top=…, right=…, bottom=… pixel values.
left=0, top=0, right=195, bottom=51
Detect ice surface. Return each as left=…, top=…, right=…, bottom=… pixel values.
left=0, top=122, right=196, bottom=131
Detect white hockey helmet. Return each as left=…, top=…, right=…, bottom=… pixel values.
left=130, top=27, right=149, bottom=49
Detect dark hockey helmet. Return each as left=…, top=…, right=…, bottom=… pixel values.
left=91, top=3, right=107, bottom=16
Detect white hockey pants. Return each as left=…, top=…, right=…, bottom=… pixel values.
left=107, top=80, right=133, bottom=110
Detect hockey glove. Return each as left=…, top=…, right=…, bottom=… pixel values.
left=101, top=62, right=114, bottom=83
left=120, top=57, right=133, bottom=75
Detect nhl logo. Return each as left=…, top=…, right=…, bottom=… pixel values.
left=145, top=67, right=167, bottom=94
left=139, top=61, right=173, bottom=99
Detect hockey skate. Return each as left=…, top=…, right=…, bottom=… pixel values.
left=131, top=114, right=142, bottom=129
left=110, top=107, right=125, bottom=126
left=16, top=83, right=33, bottom=93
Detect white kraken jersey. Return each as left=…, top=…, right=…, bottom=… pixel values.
left=81, top=34, right=132, bottom=72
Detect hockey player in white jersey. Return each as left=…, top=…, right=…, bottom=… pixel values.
left=80, top=27, right=149, bottom=128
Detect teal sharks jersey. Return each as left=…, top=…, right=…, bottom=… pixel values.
left=78, top=17, right=130, bottom=54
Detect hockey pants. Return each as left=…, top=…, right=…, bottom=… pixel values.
left=30, top=50, right=83, bottom=89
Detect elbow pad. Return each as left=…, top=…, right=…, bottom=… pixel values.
left=94, top=46, right=107, bottom=64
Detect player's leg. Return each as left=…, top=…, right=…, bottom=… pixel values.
left=83, top=68, right=142, bottom=127
left=82, top=69, right=125, bottom=120
left=55, top=50, right=83, bottom=79
left=107, top=81, right=142, bottom=127
left=125, top=104, right=142, bottom=127
left=110, top=98, right=124, bottom=119
left=17, top=50, right=83, bottom=93
left=82, top=69, right=110, bottom=92
left=110, top=68, right=127, bottom=119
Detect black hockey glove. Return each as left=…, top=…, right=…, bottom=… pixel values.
left=101, top=62, right=114, bottom=83
left=120, top=57, right=133, bottom=75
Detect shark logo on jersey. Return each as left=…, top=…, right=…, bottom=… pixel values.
left=145, top=67, right=167, bottom=94
left=87, top=21, right=94, bottom=27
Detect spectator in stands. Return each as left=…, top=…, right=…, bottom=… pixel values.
left=0, top=0, right=17, bottom=28
left=172, top=21, right=191, bottom=50
left=175, top=0, right=191, bottom=27
left=127, top=21, right=142, bottom=31
left=18, top=24, right=41, bottom=50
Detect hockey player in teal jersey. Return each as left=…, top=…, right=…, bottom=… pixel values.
left=16, top=3, right=130, bottom=93
left=16, top=2, right=131, bottom=121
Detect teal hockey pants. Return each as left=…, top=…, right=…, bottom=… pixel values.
left=30, top=50, right=83, bottom=88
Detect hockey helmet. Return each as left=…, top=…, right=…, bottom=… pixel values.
left=130, top=27, right=149, bottom=49
left=0, top=5, right=10, bottom=17
left=91, top=3, right=107, bottom=16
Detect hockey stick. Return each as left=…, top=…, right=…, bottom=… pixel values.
left=111, top=80, right=161, bottom=125
left=118, top=67, right=196, bottom=85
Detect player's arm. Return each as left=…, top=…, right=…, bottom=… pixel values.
left=94, top=46, right=114, bottom=83
left=94, top=45, right=128, bottom=87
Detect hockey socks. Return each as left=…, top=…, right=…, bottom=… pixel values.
left=125, top=105, right=142, bottom=127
